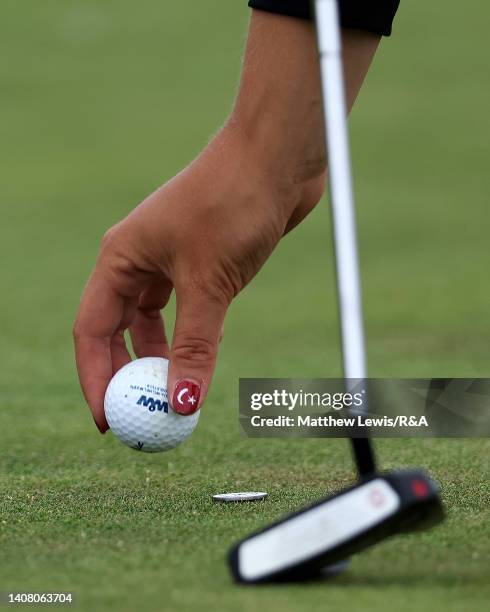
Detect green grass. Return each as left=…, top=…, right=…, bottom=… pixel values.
left=0, top=1, right=489, bottom=610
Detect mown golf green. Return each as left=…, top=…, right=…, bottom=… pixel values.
left=1, top=1, right=488, bottom=610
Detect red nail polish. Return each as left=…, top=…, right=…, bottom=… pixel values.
left=172, top=379, right=202, bottom=415
left=93, top=417, right=108, bottom=434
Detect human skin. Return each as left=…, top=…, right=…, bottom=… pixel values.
left=73, top=10, right=380, bottom=431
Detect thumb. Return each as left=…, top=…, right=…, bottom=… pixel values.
left=168, top=284, right=229, bottom=415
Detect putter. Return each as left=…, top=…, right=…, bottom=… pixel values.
left=228, top=0, right=444, bottom=584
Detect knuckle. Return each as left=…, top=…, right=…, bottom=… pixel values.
left=185, top=270, right=234, bottom=306
left=100, top=225, right=119, bottom=251
left=97, top=226, right=146, bottom=293
left=173, top=336, right=216, bottom=365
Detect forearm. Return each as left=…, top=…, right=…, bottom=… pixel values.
left=228, top=10, right=380, bottom=191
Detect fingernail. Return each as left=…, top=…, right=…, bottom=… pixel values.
left=93, top=417, right=108, bottom=434
left=172, top=379, right=202, bottom=415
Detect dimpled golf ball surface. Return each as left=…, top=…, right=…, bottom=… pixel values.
left=104, top=357, right=199, bottom=452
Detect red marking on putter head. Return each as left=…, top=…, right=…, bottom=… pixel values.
left=411, top=478, right=430, bottom=499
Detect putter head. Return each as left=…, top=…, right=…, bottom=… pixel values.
left=228, top=469, right=444, bottom=584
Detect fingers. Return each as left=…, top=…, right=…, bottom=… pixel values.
left=110, top=296, right=140, bottom=373
left=110, top=330, right=132, bottom=374
left=130, top=310, right=169, bottom=359
left=73, top=272, right=129, bottom=433
left=168, top=282, right=229, bottom=415
left=129, top=279, right=172, bottom=359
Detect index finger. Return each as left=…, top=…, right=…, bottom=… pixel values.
left=73, top=271, right=127, bottom=432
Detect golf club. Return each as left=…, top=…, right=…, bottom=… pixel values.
left=228, top=0, right=445, bottom=584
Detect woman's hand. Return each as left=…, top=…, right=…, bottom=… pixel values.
left=73, top=11, right=379, bottom=432
left=73, top=125, right=324, bottom=431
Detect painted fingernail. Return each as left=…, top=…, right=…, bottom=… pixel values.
left=172, top=379, right=202, bottom=415
left=93, top=417, right=108, bottom=434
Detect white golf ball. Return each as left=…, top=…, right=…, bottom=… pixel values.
left=104, top=357, right=200, bottom=452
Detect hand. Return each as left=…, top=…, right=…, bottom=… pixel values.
left=73, top=11, right=379, bottom=432
left=73, top=126, right=324, bottom=431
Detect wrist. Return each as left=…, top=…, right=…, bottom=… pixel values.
left=217, top=118, right=326, bottom=216
left=227, top=108, right=326, bottom=183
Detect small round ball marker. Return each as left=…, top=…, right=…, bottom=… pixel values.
left=212, top=492, right=268, bottom=502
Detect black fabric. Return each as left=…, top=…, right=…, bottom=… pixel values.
left=248, top=0, right=400, bottom=36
